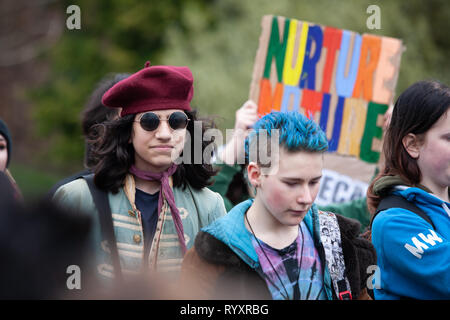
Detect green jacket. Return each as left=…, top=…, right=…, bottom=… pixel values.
left=53, top=174, right=226, bottom=283
left=210, top=164, right=246, bottom=211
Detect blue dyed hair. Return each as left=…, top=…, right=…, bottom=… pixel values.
left=244, top=111, right=328, bottom=163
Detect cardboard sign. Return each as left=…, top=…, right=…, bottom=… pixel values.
left=315, top=169, right=369, bottom=206
left=249, top=15, right=404, bottom=163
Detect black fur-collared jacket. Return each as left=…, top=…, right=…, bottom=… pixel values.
left=180, top=213, right=376, bottom=300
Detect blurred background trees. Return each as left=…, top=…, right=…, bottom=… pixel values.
left=0, top=0, right=449, bottom=199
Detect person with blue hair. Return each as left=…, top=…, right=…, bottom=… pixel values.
left=210, top=100, right=390, bottom=232
left=179, top=111, right=376, bottom=300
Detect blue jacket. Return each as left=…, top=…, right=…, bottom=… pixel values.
left=181, top=199, right=375, bottom=299
left=202, top=199, right=335, bottom=299
left=372, top=187, right=450, bottom=299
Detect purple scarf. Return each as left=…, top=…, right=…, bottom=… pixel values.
left=129, top=164, right=187, bottom=255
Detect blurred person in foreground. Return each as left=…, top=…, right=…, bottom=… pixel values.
left=0, top=172, right=185, bottom=299
left=0, top=171, right=92, bottom=299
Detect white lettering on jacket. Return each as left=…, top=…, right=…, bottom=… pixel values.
left=404, top=230, right=443, bottom=259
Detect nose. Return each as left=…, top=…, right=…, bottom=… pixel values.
left=296, top=185, right=313, bottom=205
left=155, top=120, right=172, bottom=140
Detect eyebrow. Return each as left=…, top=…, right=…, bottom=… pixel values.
left=282, top=175, right=322, bottom=182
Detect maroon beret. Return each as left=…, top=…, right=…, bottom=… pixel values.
left=102, top=61, right=193, bottom=117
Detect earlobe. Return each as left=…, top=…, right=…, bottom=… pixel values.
left=402, top=133, right=420, bottom=159
left=247, top=162, right=261, bottom=188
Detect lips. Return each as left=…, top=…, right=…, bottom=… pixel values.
left=289, top=209, right=308, bottom=215
left=150, top=145, right=174, bottom=153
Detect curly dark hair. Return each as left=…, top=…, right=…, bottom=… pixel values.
left=81, top=73, right=130, bottom=169
left=90, top=110, right=219, bottom=194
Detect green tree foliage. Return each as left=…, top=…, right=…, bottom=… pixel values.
left=30, top=0, right=449, bottom=172
left=30, top=0, right=215, bottom=170
left=160, top=0, right=450, bottom=131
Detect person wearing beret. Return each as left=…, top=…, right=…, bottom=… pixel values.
left=53, top=62, right=227, bottom=287
left=0, top=118, right=22, bottom=200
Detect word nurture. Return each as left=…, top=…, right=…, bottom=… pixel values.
left=250, top=15, right=404, bottom=163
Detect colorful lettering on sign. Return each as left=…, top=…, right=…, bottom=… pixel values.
left=253, top=15, right=403, bottom=163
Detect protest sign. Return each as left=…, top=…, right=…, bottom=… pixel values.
left=249, top=15, right=404, bottom=163
left=315, top=169, right=369, bottom=206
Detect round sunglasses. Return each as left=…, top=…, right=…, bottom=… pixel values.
left=135, top=111, right=190, bottom=131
